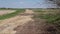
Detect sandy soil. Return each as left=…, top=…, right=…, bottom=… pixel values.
left=0, top=9, right=34, bottom=34
left=0, top=10, right=16, bottom=15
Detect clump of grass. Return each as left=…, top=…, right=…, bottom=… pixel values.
left=0, top=9, right=25, bottom=20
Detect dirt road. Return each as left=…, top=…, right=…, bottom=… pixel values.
left=0, top=9, right=34, bottom=34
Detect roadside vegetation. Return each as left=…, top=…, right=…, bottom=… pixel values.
left=0, top=9, right=25, bottom=20
left=33, top=9, right=60, bottom=34
left=0, top=8, right=21, bottom=10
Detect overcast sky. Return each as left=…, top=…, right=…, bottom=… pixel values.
left=0, top=0, right=57, bottom=8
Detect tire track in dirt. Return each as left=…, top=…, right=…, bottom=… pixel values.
left=0, top=9, right=34, bottom=34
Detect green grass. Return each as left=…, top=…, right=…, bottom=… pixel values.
left=0, top=9, right=25, bottom=20
left=34, top=9, right=60, bottom=24
left=40, top=14, right=60, bottom=23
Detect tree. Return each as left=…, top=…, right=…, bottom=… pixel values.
left=48, top=0, right=60, bottom=8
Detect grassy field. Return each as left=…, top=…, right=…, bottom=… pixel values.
left=34, top=9, right=60, bottom=23
left=33, top=9, right=60, bottom=34
left=0, top=9, right=25, bottom=20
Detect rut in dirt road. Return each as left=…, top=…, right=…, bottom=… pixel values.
left=0, top=9, right=34, bottom=34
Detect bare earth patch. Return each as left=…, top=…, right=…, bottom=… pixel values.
left=0, top=10, right=16, bottom=15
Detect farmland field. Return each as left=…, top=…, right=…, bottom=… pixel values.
left=0, top=9, right=25, bottom=20
left=0, top=8, right=60, bottom=34
left=0, top=10, right=15, bottom=15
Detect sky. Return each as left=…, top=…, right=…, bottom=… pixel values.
left=0, top=0, right=57, bottom=8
